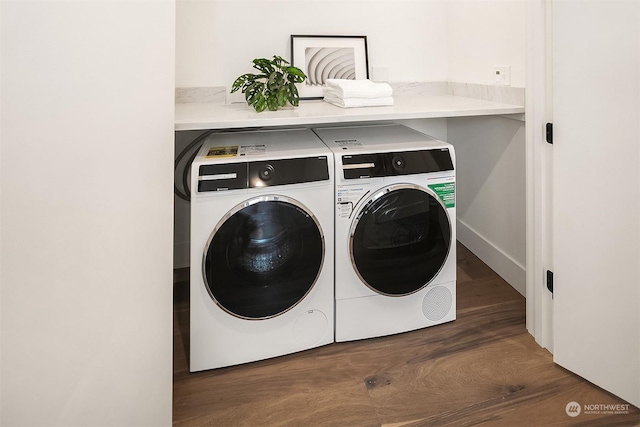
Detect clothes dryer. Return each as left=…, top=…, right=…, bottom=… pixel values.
left=189, top=128, right=334, bottom=371
left=313, top=124, right=456, bottom=342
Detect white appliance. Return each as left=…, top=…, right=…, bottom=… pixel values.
left=313, top=124, right=456, bottom=342
left=189, top=128, right=334, bottom=371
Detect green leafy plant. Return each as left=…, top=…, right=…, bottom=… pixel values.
left=231, top=55, right=307, bottom=113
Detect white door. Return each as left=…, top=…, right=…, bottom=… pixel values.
left=552, top=0, right=639, bottom=407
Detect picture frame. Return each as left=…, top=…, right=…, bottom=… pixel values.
left=290, top=35, right=369, bottom=100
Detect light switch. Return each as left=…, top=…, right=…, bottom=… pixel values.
left=494, top=65, right=511, bottom=86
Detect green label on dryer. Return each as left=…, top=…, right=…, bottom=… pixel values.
left=428, top=182, right=455, bottom=208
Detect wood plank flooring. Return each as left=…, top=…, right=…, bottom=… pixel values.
left=173, top=242, right=640, bottom=426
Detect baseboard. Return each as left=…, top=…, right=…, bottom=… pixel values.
left=456, top=219, right=526, bottom=296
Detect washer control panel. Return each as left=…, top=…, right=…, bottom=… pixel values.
left=198, top=156, right=329, bottom=192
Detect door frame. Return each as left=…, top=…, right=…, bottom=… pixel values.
left=525, top=0, right=553, bottom=350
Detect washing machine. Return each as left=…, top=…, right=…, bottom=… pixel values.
left=189, top=128, right=334, bottom=372
left=313, top=123, right=456, bottom=342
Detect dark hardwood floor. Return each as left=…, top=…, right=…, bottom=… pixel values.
left=173, top=242, right=640, bottom=426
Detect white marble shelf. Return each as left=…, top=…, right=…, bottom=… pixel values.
left=175, top=95, right=525, bottom=131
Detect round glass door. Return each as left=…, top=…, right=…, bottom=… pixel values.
left=203, top=196, right=324, bottom=319
left=350, top=184, right=451, bottom=296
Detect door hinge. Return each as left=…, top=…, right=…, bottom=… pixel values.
left=546, top=270, right=554, bottom=296
left=546, top=123, right=553, bottom=144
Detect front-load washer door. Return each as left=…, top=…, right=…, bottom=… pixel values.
left=350, top=184, right=451, bottom=296
left=203, top=196, right=324, bottom=320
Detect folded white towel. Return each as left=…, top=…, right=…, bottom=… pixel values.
left=324, top=79, right=393, bottom=99
left=323, top=93, right=394, bottom=108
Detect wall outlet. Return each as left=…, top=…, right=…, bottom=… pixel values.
left=494, top=65, right=511, bottom=86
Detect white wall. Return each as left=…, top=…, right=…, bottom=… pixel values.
left=176, top=0, right=526, bottom=89
left=446, top=0, right=526, bottom=86
left=1, top=1, right=175, bottom=425
left=176, top=0, right=449, bottom=89
left=442, top=0, right=528, bottom=293
left=448, top=116, right=526, bottom=294
left=175, top=1, right=218, bottom=88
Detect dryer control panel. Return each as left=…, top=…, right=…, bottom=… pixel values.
left=341, top=149, right=453, bottom=180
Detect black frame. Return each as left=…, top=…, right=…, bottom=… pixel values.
left=290, top=35, right=369, bottom=100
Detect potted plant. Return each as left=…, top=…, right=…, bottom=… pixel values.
left=231, top=55, right=307, bottom=113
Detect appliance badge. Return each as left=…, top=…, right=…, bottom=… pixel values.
left=336, top=185, right=368, bottom=218
left=335, top=139, right=362, bottom=147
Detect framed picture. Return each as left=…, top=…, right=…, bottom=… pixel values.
left=291, top=35, right=369, bottom=100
